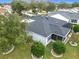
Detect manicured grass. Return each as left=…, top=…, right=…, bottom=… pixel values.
left=0, top=33, right=79, bottom=59
left=44, top=43, right=79, bottom=59
left=44, top=33, right=79, bottom=59
left=0, top=44, right=32, bottom=59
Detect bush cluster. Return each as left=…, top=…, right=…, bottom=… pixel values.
left=52, top=41, right=66, bottom=54
left=73, top=25, right=79, bottom=32
left=31, top=42, right=45, bottom=58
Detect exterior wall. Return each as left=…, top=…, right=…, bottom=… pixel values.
left=70, top=20, right=79, bottom=24
left=28, top=32, right=47, bottom=46
left=28, top=31, right=72, bottom=46
left=63, top=30, right=72, bottom=44
left=46, top=32, right=72, bottom=44
left=46, top=35, right=52, bottom=45
left=77, top=20, right=79, bottom=24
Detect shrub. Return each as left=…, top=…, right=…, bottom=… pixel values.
left=0, top=38, right=12, bottom=53
left=52, top=41, right=66, bottom=54
left=26, top=35, right=33, bottom=43
left=73, top=25, right=79, bottom=32
left=31, top=42, right=45, bottom=58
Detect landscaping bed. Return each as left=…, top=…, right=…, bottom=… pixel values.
left=0, top=32, right=79, bottom=59
left=51, top=49, right=63, bottom=58
left=0, top=44, right=79, bottom=59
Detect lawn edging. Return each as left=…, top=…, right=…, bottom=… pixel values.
left=51, top=49, right=63, bottom=58
left=69, top=41, right=78, bottom=47
left=2, top=45, right=15, bottom=55
left=31, top=54, right=43, bottom=59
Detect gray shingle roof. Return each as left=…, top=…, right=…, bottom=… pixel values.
left=27, top=16, right=71, bottom=38
left=48, top=11, right=79, bottom=20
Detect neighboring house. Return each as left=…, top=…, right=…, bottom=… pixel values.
left=72, top=7, right=79, bottom=13
left=0, top=5, right=12, bottom=15
left=27, top=16, right=71, bottom=46
left=37, top=10, right=47, bottom=15
left=21, top=10, right=47, bottom=17
left=13, top=0, right=49, bottom=3
left=58, top=9, right=69, bottom=11
left=0, top=8, right=5, bottom=15
left=21, top=10, right=36, bottom=17
left=48, top=11, right=79, bottom=24
left=58, top=8, right=79, bottom=13
left=3, top=5, right=12, bottom=14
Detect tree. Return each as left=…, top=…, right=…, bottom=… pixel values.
left=0, top=37, right=10, bottom=53
left=0, top=14, right=27, bottom=53
left=37, top=2, right=47, bottom=10
left=52, top=41, right=66, bottom=54
left=26, top=35, right=33, bottom=44
left=30, top=2, right=38, bottom=9
left=31, top=42, right=45, bottom=58
left=72, top=2, right=79, bottom=7
left=11, top=2, right=24, bottom=15
left=21, top=2, right=31, bottom=10
left=46, top=2, right=56, bottom=12
left=0, top=4, right=3, bottom=6
left=73, top=25, right=79, bottom=32
left=57, top=2, right=71, bottom=9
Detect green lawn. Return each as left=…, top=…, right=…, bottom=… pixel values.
left=0, top=33, right=79, bottom=59
left=44, top=43, right=79, bottom=59
left=44, top=33, right=79, bottom=59
left=0, top=44, right=32, bottom=59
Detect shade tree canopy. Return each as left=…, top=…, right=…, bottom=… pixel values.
left=0, top=13, right=28, bottom=53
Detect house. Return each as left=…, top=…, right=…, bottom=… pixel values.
left=3, top=5, right=12, bottom=14
left=48, top=11, right=79, bottom=24
left=21, top=10, right=36, bottom=17
left=58, top=8, right=79, bottom=13
left=37, top=10, right=47, bottom=15
left=22, top=10, right=47, bottom=17
left=13, top=0, right=48, bottom=3
left=72, top=7, right=79, bottom=13
left=0, top=8, right=5, bottom=15
left=0, top=5, right=12, bottom=15
left=27, top=16, right=71, bottom=46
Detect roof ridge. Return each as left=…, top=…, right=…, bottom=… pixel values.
left=42, top=17, right=48, bottom=36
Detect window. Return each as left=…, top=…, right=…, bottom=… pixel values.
left=71, top=19, right=77, bottom=23
left=51, top=34, right=62, bottom=40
